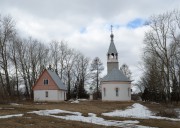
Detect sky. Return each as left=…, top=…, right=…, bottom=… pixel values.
left=0, top=0, right=180, bottom=86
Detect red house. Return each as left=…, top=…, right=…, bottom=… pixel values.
left=33, top=68, right=67, bottom=102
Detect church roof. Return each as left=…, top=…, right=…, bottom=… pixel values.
left=102, top=68, right=131, bottom=82
left=107, top=33, right=118, bottom=54
left=47, top=69, right=67, bottom=90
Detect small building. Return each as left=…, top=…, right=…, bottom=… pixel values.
left=33, top=68, right=67, bottom=102
left=101, top=29, right=131, bottom=101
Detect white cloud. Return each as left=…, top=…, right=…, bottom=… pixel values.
left=0, top=0, right=180, bottom=82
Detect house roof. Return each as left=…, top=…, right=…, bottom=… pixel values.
left=47, top=69, right=67, bottom=90
left=102, top=68, right=131, bottom=82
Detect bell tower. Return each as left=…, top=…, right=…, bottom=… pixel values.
left=107, top=25, right=119, bottom=74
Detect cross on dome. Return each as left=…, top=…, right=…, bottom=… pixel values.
left=110, top=25, right=114, bottom=40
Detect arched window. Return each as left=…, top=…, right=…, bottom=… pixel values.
left=110, top=53, right=114, bottom=58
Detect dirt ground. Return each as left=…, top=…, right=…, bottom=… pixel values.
left=0, top=100, right=180, bottom=128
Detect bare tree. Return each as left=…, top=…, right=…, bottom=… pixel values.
left=0, top=15, right=15, bottom=96
left=72, top=53, right=90, bottom=99
left=90, top=57, right=104, bottom=99
left=9, top=36, right=20, bottom=97
left=65, top=49, right=77, bottom=99
left=140, top=10, right=180, bottom=103
left=120, top=63, right=132, bottom=80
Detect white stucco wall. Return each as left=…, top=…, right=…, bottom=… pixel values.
left=101, top=83, right=131, bottom=101
left=34, top=90, right=66, bottom=102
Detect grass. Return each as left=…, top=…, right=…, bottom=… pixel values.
left=0, top=100, right=180, bottom=128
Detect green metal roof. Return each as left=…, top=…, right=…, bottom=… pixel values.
left=102, top=68, right=130, bottom=82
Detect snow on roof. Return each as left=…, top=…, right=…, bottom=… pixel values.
left=47, top=69, right=66, bottom=90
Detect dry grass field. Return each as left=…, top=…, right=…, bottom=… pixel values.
left=0, top=100, right=180, bottom=128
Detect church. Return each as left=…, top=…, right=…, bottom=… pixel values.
left=101, top=28, right=131, bottom=101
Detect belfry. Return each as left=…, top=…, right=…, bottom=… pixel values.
left=107, top=25, right=119, bottom=73
left=101, top=26, right=131, bottom=101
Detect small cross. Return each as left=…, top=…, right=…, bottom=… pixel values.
left=111, top=25, right=113, bottom=34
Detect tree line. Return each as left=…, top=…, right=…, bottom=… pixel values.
left=137, top=10, right=180, bottom=103
left=0, top=14, right=105, bottom=101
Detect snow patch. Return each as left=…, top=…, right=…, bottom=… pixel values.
left=78, top=99, right=88, bottom=101
left=10, top=103, right=22, bottom=106
left=0, top=114, right=23, bottom=119
left=103, top=103, right=153, bottom=119
left=71, top=100, right=79, bottom=103
left=102, top=103, right=180, bottom=121
left=29, top=109, right=155, bottom=128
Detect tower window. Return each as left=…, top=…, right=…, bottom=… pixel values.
left=111, top=53, right=114, bottom=58
left=44, top=79, right=48, bottom=85
left=115, top=88, right=119, bottom=96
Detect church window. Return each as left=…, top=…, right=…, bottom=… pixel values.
left=115, top=88, right=119, bottom=96
left=128, top=88, right=131, bottom=97
left=103, top=88, right=106, bottom=97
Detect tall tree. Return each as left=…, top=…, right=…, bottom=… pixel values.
left=0, top=15, right=15, bottom=96
left=139, top=10, right=180, bottom=103
left=64, top=48, right=77, bottom=100
left=9, top=36, right=20, bottom=97
left=72, top=53, right=90, bottom=99
left=90, top=57, right=104, bottom=99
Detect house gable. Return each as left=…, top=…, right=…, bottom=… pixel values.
left=33, top=69, right=59, bottom=90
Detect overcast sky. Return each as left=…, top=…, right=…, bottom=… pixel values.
left=0, top=0, right=180, bottom=85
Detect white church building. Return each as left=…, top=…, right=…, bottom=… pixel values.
left=101, top=29, right=131, bottom=101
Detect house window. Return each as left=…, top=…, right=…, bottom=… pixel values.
left=103, top=88, right=106, bottom=97
left=115, top=88, right=119, bottom=96
left=45, top=91, right=48, bottom=97
left=44, top=79, right=48, bottom=85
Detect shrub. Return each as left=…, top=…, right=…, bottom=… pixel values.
left=156, top=108, right=178, bottom=118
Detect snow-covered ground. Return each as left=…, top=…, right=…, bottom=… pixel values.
left=102, top=103, right=180, bottom=121
left=0, top=102, right=180, bottom=127
left=70, top=99, right=88, bottom=103
left=0, top=114, right=23, bottom=119
left=71, top=100, right=79, bottom=103
left=29, top=109, right=155, bottom=128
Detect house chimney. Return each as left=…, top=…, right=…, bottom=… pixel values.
left=48, top=65, right=52, bottom=70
